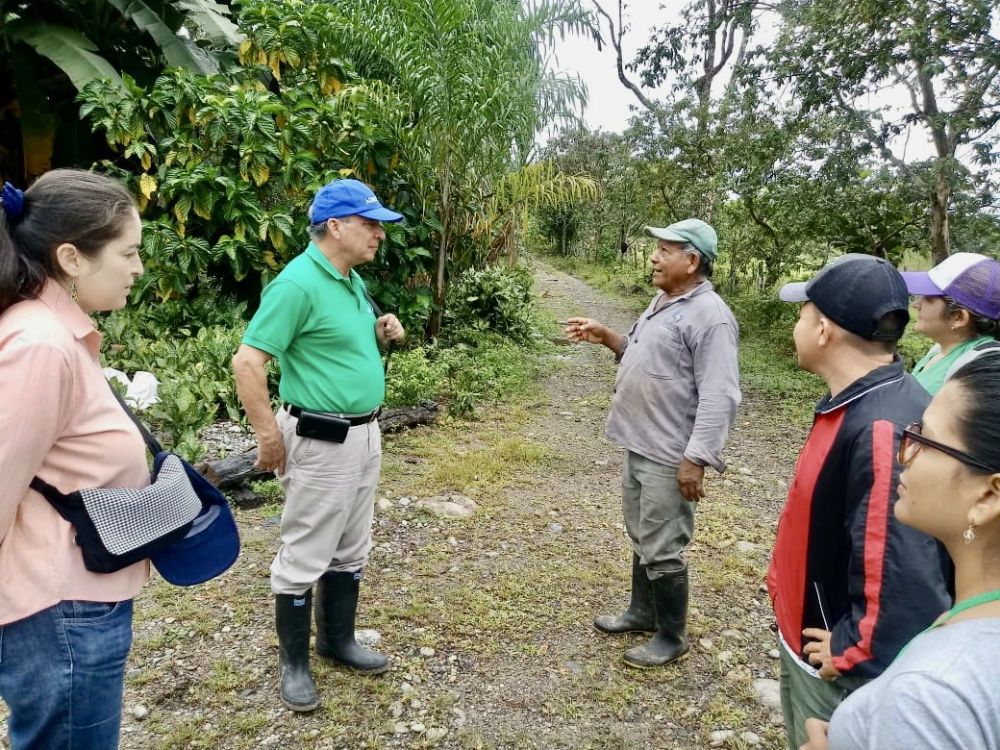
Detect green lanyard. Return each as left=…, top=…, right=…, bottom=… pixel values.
left=897, top=587, right=1000, bottom=661
left=928, top=587, right=1000, bottom=630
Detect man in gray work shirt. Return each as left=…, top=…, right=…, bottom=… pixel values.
left=567, top=218, right=741, bottom=668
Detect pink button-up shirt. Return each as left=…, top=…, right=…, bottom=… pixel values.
left=0, top=280, right=149, bottom=625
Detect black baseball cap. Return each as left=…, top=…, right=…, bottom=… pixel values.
left=779, top=254, right=910, bottom=341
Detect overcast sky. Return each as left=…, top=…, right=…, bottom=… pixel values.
left=545, top=2, right=669, bottom=138
left=543, top=2, right=942, bottom=162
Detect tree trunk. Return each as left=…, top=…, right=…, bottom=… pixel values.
left=929, top=169, right=951, bottom=265
left=427, top=180, right=450, bottom=339
left=914, top=59, right=953, bottom=264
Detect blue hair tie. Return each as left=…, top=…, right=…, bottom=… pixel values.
left=2, top=182, right=25, bottom=221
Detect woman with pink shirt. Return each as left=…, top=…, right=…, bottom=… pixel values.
left=0, top=170, right=147, bottom=750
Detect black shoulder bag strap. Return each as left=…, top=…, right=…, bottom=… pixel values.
left=108, top=384, right=165, bottom=455
left=361, top=285, right=393, bottom=377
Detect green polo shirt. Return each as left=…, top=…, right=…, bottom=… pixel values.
left=242, top=243, right=384, bottom=413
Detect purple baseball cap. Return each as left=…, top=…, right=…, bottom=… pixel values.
left=901, top=252, right=1000, bottom=320
left=309, top=179, right=403, bottom=223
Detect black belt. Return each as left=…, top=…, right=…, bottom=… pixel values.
left=284, top=404, right=381, bottom=425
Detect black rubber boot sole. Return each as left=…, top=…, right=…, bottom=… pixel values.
left=316, top=650, right=390, bottom=675
left=593, top=616, right=656, bottom=635
left=280, top=688, right=320, bottom=712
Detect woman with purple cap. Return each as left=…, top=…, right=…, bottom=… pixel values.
left=901, top=252, right=1000, bottom=395
left=0, top=171, right=147, bottom=750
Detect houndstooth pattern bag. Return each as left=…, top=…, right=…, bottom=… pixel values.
left=31, top=452, right=203, bottom=574
left=80, top=455, right=201, bottom=554
left=29, top=386, right=213, bottom=575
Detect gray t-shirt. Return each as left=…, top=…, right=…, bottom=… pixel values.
left=828, top=617, right=1000, bottom=750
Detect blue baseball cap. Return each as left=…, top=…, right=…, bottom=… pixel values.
left=309, top=179, right=403, bottom=223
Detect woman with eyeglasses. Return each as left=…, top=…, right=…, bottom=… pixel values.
left=901, top=252, right=1000, bottom=395
left=802, top=351, right=1000, bottom=749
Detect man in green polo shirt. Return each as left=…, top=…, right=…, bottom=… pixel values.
left=232, top=179, right=405, bottom=712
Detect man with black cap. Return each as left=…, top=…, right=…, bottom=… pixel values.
left=232, top=178, right=405, bottom=711
left=769, top=254, right=951, bottom=747
left=566, top=218, right=741, bottom=668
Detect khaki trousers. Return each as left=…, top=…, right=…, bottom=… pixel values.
left=270, top=408, right=382, bottom=595
left=621, top=450, right=695, bottom=578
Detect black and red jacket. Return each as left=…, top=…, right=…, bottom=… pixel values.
left=768, top=358, right=951, bottom=680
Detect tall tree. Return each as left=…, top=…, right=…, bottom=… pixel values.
left=591, top=0, right=760, bottom=219
left=323, top=0, right=592, bottom=337
left=773, top=0, right=1000, bottom=262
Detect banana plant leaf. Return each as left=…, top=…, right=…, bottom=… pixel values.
left=7, top=20, right=124, bottom=91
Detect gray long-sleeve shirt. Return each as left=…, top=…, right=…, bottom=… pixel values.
left=605, top=281, right=741, bottom=472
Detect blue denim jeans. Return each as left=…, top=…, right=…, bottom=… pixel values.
left=0, top=600, right=134, bottom=750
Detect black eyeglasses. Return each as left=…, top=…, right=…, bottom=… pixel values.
left=899, top=422, right=997, bottom=473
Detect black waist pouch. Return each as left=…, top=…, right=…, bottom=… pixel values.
left=296, top=410, right=351, bottom=443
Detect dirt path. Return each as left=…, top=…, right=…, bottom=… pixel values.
left=106, top=263, right=809, bottom=750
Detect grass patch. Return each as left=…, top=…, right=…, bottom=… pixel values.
left=383, top=415, right=551, bottom=498
left=249, top=479, right=283, bottom=504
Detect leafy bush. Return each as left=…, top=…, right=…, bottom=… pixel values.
left=99, top=296, right=251, bottom=460
left=444, top=265, right=538, bottom=345
left=383, top=346, right=450, bottom=407
left=385, top=335, right=541, bottom=415
left=79, top=40, right=437, bottom=335
left=897, top=325, right=932, bottom=370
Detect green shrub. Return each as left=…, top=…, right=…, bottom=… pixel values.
left=384, top=346, right=450, bottom=407
left=444, top=265, right=538, bottom=345
left=897, top=321, right=932, bottom=370
left=99, top=297, right=251, bottom=460
left=385, top=334, right=541, bottom=415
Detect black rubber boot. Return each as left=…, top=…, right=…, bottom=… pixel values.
left=623, top=566, right=690, bottom=668
left=594, top=553, right=656, bottom=634
left=275, top=592, right=319, bottom=711
left=314, top=571, right=389, bottom=675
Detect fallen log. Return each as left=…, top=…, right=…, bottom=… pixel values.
left=198, top=402, right=438, bottom=490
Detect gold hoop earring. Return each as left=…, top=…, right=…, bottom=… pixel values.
left=70, top=279, right=79, bottom=302
left=964, top=524, right=976, bottom=544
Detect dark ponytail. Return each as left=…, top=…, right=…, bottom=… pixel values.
left=971, top=313, right=1000, bottom=340
left=950, top=354, right=1000, bottom=474
left=0, top=170, right=137, bottom=315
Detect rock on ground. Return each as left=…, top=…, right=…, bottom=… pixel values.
left=414, top=494, right=478, bottom=519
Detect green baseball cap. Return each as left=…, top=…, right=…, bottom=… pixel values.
left=644, top=218, right=718, bottom=261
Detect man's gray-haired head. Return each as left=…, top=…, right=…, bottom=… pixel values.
left=680, top=242, right=714, bottom=278
left=307, top=221, right=327, bottom=242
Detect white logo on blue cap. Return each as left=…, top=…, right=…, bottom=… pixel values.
left=365, top=196, right=377, bottom=204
